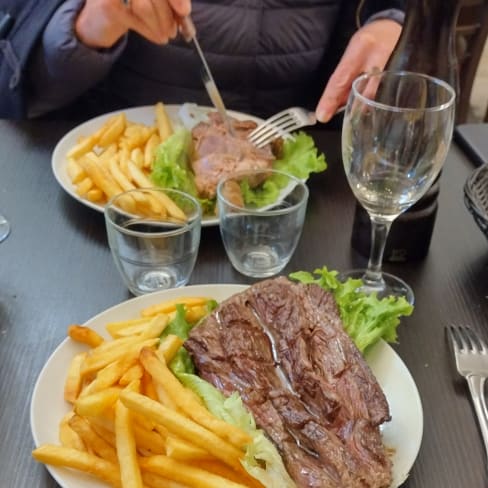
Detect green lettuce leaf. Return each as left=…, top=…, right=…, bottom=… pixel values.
left=150, top=128, right=196, bottom=196
left=150, top=129, right=218, bottom=215
left=273, top=131, right=327, bottom=178
left=289, top=267, right=413, bottom=353
left=162, top=300, right=219, bottom=375
left=161, top=303, right=195, bottom=375
left=177, top=373, right=296, bottom=488
left=240, top=177, right=281, bottom=207
left=242, top=132, right=327, bottom=207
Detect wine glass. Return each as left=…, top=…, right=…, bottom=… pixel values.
left=341, top=70, right=456, bottom=304
left=0, top=212, right=9, bottom=242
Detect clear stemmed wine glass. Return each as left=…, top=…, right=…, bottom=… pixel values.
left=341, top=70, right=456, bottom=304
left=0, top=213, right=10, bottom=242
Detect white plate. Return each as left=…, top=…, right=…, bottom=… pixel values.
left=30, top=284, right=423, bottom=488
left=51, top=106, right=263, bottom=227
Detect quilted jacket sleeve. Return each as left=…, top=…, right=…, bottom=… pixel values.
left=359, top=0, right=406, bottom=26
left=0, top=0, right=64, bottom=118
left=26, top=0, right=127, bottom=118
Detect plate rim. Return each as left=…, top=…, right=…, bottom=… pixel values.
left=51, top=105, right=264, bottom=227
left=30, top=283, right=423, bottom=488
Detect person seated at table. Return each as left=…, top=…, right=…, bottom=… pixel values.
left=0, top=0, right=404, bottom=122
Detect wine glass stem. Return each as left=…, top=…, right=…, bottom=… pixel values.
left=364, top=216, right=392, bottom=286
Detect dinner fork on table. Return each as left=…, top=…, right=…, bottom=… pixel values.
left=447, top=324, right=488, bottom=458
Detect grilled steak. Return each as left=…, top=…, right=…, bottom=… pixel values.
left=185, top=277, right=392, bottom=488
left=191, top=113, right=275, bottom=199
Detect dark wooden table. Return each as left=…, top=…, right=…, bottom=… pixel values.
left=1, top=119, right=487, bottom=487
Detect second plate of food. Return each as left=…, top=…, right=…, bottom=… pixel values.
left=51, top=104, right=263, bottom=227
left=31, top=283, right=423, bottom=488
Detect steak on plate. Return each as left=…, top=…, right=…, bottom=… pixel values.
left=191, top=113, right=275, bottom=199
left=184, top=277, right=392, bottom=488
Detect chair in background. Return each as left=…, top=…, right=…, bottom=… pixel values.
left=455, top=0, right=488, bottom=123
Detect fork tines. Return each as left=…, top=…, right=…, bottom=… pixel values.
left=448, top=325, right=488, bottom=354
left=249, top=114, right=299, bottom=147
left=248, top=107, right=317, bottom=148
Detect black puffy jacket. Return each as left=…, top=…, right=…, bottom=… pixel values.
left=0, top=0, right=404, bottom=119
left=105, top=0, right=404, bottom=118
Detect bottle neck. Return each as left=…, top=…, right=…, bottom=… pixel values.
left=387, top=0, right=461, bottom=92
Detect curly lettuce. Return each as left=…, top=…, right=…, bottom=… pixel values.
left=242, top=132, right=327, bottom=207
left=273, top=131, right=327, bottom=179
left=289, top=267, right=413, bottom=353
left=151, top=128, right=195, bottom=195
left=150, top=129, right=215, bottom=213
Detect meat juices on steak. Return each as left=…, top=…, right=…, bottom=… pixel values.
left=184, top=277, right=392, bottom=488
left=191, top=113, right=275, bottom=199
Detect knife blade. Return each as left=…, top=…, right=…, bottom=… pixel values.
left=179, top=16, right=234, bottom=134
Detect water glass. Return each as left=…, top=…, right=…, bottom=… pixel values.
left=341, top=70, right=456, bottom=304
left=217, top=169, right=308, bottom=278
left=105, top=188, right=201, bottom=295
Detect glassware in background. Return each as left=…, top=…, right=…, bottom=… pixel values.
left=0, top=213, right=10, bottom=242
left=217, top=169, right=308, bottom=278
left=341, top=70, right=456, bottom=304
left=104, top=188, right=201, bottom=295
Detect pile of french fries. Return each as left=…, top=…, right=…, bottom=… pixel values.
left=66, top=102, right=185, bottom=220
left=32, top=297, right=263, bottom=488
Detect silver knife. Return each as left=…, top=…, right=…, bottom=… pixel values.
left=179, top=16, right=234, bottom=134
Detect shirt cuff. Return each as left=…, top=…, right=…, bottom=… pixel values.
left=365, top=9, right=405, bottom=26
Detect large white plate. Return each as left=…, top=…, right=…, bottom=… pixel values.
left=51, top=106, right=263, bottom=227
left=30, top=284, right=423, bottom=488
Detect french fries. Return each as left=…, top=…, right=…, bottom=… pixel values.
left=33, top=297, right=263, bottom=488
left=65, top=102, right=185, bottom=220
left=155, top=101, right=174, bottom=141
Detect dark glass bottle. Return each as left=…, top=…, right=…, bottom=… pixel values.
left=351, top=0, right=461, bottom=262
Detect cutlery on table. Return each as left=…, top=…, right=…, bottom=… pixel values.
left=447, top=324, right=488, bottom=458
left=248, top=107, right=317, bottom=148
left=248, top=106, right=345, bottom=148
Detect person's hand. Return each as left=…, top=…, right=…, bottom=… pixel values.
left=75, top=0, right=191, bottom=49
left=315, top=19, right=402, bottom=123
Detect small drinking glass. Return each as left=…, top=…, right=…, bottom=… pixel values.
left=341, top=70, right=456, bottom=304
left=217, top=169, right=308, bottom=278
left=105, top=188, right=201, bottom=295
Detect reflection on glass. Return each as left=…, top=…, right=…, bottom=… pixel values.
left=0, top=213, right=9, bottom=242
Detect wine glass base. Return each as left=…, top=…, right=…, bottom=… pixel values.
left=338, top=269, right=415, bottom=305
left=0, top=219, right=10, bottom=243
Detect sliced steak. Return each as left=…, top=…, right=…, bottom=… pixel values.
left=191, top=112, right=275, bottom=199
left=185, top=277, right=392, bottom=488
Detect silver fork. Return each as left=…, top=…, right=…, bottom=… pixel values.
left=447, top=325, right=488, bottom=458
left=248, top=107, right=317, bottom=148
